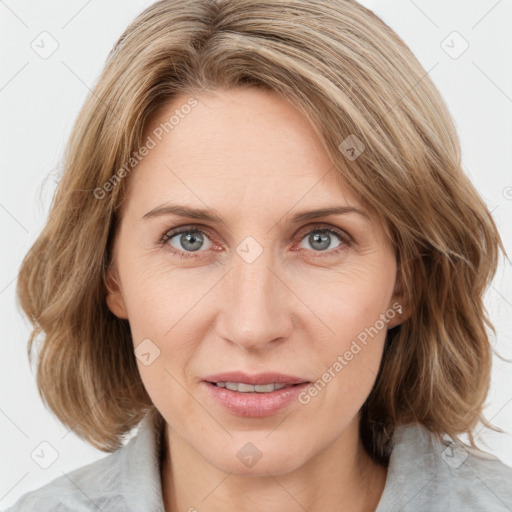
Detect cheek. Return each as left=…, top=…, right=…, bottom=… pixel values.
left=296, top=257, right=396, bottom=336
left=294, top=258, right=395, bottom=400
left=122, top=265, right=204, bottom=418
left=119, top=258, right=207, bottom=339
left=119, top=261, right=214, bottom=394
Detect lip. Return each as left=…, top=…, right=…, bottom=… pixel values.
left=202, top=372, right=310, bottom=418
left=203, top=372, right=308, bottom=386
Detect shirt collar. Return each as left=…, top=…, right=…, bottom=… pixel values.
left=122, top=408, right=166, bottom=512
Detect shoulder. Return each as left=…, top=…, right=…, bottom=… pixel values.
left=3, top=411, right=165, bottom=512
left=2, top=446, right=125, bottom=512
left=377, top=423, right=512, bottom=512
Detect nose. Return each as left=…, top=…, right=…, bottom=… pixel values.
left=216, top=244, right=294, bottom=352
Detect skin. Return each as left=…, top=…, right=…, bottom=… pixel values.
left=106, top=86, right=409, bottom=512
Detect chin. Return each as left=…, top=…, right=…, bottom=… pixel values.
left=202, top=440, right=306, bottom=477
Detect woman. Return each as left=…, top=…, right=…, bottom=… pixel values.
left=6, top=0, right=512, bottom=511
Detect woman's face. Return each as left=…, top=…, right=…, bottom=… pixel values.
left=107, top=86, right=404, bottom=475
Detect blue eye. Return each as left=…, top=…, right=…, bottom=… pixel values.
left=298, top=228, right=347, bottom=253
left=161, top=228, right=213, bottom=256
left=160, top=224, right=351, bottom=259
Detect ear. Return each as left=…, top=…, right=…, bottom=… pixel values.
left=387, top=262, right=413, bottom=329
left=105, top=266, right=129, bottom=319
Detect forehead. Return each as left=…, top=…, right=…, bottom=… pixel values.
left=125, top=87, right=363, bottom=214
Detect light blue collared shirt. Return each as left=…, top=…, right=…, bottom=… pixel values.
left=4, top=410, right=512, bottom=511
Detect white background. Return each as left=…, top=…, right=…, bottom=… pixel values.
left=1, top=0, right=511, bottom=508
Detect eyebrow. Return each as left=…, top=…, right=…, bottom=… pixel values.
left=142, top=204, right=370, bottom=224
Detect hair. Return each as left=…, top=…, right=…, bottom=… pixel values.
left=16, top=0, right=507, bottom=465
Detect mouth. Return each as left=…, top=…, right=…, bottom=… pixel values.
left=203, top=371, right=309, bottom=389
left=201, top=372, right=310, bottom=417
left=206, top=381, right=304, bottom=393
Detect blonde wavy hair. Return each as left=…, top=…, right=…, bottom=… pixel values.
left=17, top=0, right=506, bottom=464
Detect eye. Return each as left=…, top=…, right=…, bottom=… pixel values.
left=160, top=226, right=214, bottom=257
left=295, top=225, right=351, bottom=258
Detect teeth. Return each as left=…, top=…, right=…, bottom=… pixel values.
left=215, top=382, right=289, bottom=393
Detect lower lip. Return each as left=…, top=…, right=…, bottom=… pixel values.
left=203, top=382, right=309, bottom=417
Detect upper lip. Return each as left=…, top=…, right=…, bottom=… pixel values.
left=203, top=372, right=309, bottom=386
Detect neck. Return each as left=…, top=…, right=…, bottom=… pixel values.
left=160, top=417, right=388, bottom=512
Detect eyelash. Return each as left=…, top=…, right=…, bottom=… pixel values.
left=159, top=223, right=352, bottom=260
